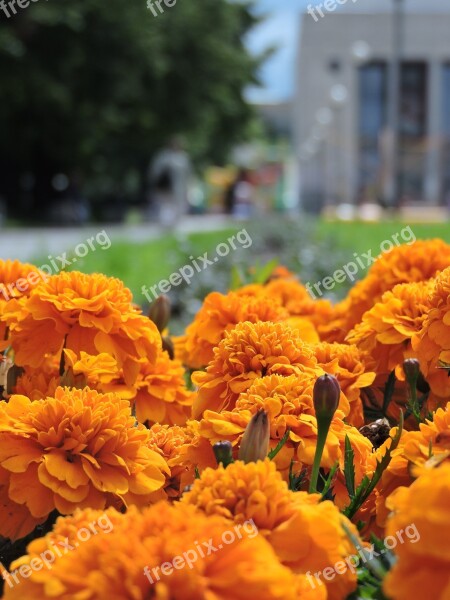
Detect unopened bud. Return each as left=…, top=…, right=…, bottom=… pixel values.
left=403, top=358, right=420, bottom=384
left=313, top=374, right=340, bottom=421
left=162, top=336, right=175, bottom=360
left=238, top=410, right=270, bottom=463
left=213, top=440, right=234, bottom=467
left=148, top=295, right=171, bottom=333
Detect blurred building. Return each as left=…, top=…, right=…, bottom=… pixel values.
left=295, top=0, right=450, bottom=212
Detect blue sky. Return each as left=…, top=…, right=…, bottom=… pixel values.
left=246, top=0, right=310, bottom=103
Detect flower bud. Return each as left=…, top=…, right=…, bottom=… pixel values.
left=162, top=336, right=175, bottom=360
left=213, top=440, right=234, bottom=467
left=148, top=295, right=171, bottom=333
left=403, top=358, right=420, bottom=384
left=238, top=410, right=270, bottom=463
left=313, top=374, right=340, bottom=421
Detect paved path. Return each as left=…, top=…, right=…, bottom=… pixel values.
left=0, top=215, right=233, bottom=262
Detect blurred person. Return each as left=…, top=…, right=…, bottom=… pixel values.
left=148, top=137, right=191, bottom=227
left=225, top=168, right=256, bottom=218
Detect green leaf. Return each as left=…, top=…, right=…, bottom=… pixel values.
left=253, top=259, right=279, bottom=284
left=320, top=461, right=339, bottom=500
left=230, top=265, right=245, bottom=290
left=343, top=412, right=404, bottom=519
left=268, top=429, right=290, bottom=461
left=344, top=435, right=356, bottom=499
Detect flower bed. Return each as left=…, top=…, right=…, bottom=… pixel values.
left=0, top=239, right=449, bottom=599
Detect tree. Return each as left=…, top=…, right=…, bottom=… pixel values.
left=0, top=0, right=263, bottom=218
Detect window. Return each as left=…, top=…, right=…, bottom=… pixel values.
left=357, top=62, right=387, bottom=198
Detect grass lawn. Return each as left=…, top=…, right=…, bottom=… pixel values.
left=66, top=218, right=450, bottom=301
left=67, top=228, right=239, bottom=299
left=316, top=220, right=450, bottom=257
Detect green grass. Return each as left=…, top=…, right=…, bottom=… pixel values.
left=315, top=220, right=450, bottom=258
left=66, top=228, right=238, bottom=299
left=57, top=219, right=450, bottom=302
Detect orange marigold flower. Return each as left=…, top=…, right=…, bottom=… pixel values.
left=4, top=502, right=302, bottom=600
left=182, top=459, right=358, bottom=600
left=413, top=266, right=450, bottom=400
left=263, top=277, right=334, bottom=331
left=347, top=281, right=432, bottom=377
left=313, top=341, right=376, bottom=427
left=375, top=401, right=450, bottom=528
left=198, top=375, right=373, bottom=507
left=0, top=260, right=45, bottom=342
left=174, top=291, right=290, bottom=369
left=146, top=422, right=215, bottom=497
left=0, top=387, right=169, bottom=541
left=11, top=368, right=61, bottom=401
left=320, top=239, right=450, bottom=343
left=63, top=347, right=194, bottom=426
left=198, top=373, right=317, bottom=475
left=133, top=349, right=194, bottom=426
left=2, top=271, right=161, bottom=386
left=383, top=463, right=450, bottom=600
left=192, top=321, right=319, bottom=418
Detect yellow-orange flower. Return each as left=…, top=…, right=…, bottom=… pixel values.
left=347, top=281, right=432, bottom=377
left=183, top=459, right=358, bottom=600
left=383, top=463, right=450, bottom=600
left=146, top=422, right=215, bottom=496
left=312, top=341, right=376, bottom=427
left=198, top=373, right=317, bottom=474
left=4, top=501, right=302, bottom=600
left=198, top=375, right=373, bottom=507
left=192, top=321, right=319, bottom=418
left=262, top=277, right=334, bottom=332
left=0, top=260, right=44, bottom=342
left=1, top=271, right=161, bottom=386
left=63, top=347, right=194, bottom=426
left=0, top=387, right=169, bottom=541
left=10, top=369, right=61, bottom=401
left=133, top=349, right=194, bottom=426
left=320, top=239, right=450, bottom=343
left=414, top=266, right=450, bottom=400
left=175, top=291, right=289, bottom=369
left=375, top=401, right=450, bottom=528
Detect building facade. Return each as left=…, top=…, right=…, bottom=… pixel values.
left=295, top=0, right=450, bottom=211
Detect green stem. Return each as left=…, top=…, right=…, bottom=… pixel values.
left=309, top=417, right=332, bottom=494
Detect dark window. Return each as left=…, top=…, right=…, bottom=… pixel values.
left=400, top=62, right=427, bottom=138
left=398, top=62, right=428, bottom=201
left=357, top=62, right=388, bottom=198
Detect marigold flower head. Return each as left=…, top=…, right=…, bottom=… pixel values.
left=198, top=374, right=373, bottom=507
left=63, top=347, right=193, bottom=426
left=263, top=277, right=334, bottom=331
left=147, top=423, right=204, bottom=497
left=0, top=260, right=44, bottom=342
left=0, top=387, right=169, bottom=540
left=375, top=401, right=450, bottom=527
left=192, top=321, right=319, bottom=418
left=10, top=368, right=61, bottom=401
left=175, top=290, right=290, bottom=369
left=133, top=348, right=194, bottom=426
left=320, top=239, right=450, bottom=343
left=347, top=281, right=432, bottom=377
left=2, top=271, right=161, bottom=386
left=413, top=266, right=450, bottom=400
left=183, top=459, right=358, bottom=600
left=383, top=463, right=450, bottom=600
left=198, top=373, right=316, bottom=474
left=4, top=501, right=301, bottom=600
left=313, top=341, right=376, bottom=426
